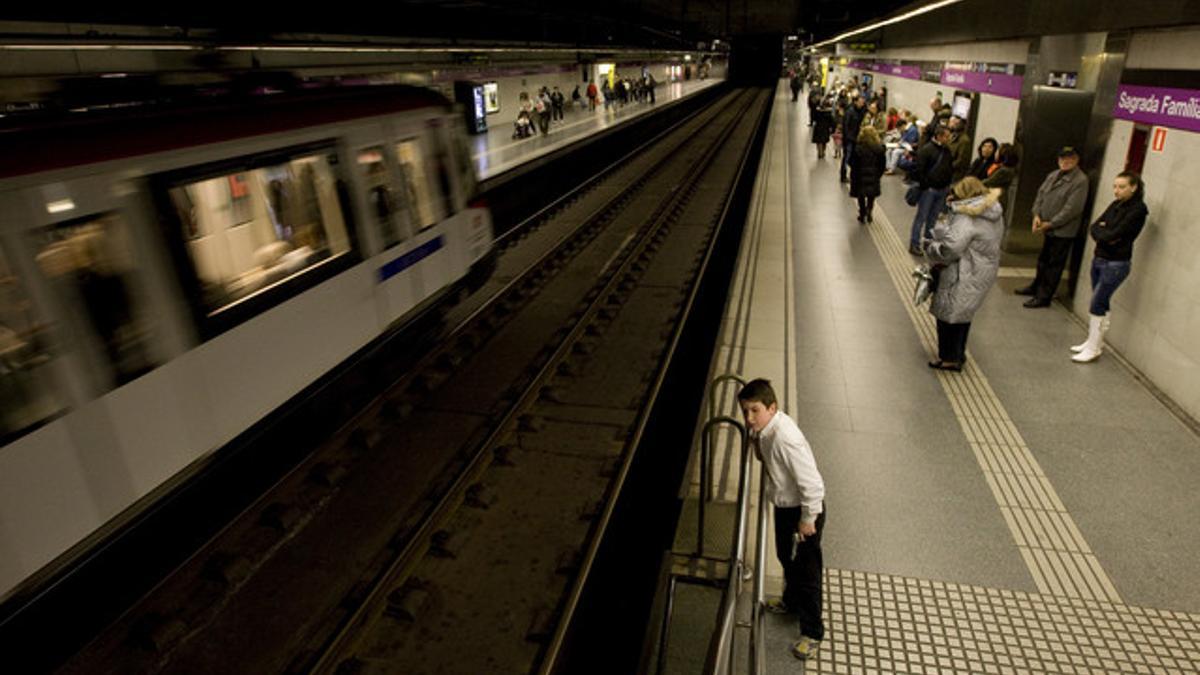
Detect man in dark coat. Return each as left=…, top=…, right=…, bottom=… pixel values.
left=908, top=126, right=954, bottom=254
left=840, top=96, right=866, bottom=183
left=812, top=101, right=835, bottom=158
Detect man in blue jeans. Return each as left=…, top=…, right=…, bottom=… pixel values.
left=908, top=126, right=953, bottom=255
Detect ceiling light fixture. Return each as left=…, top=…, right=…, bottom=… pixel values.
left=811, top=0, right=966, bottom=49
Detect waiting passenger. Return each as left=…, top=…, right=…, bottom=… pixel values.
left=850, top=125, right=885, bottom=223
left=1070, top=171, right=1148, bottom=363
left=982, top=144, right=1020, bottom=225
left=947, top=116, right=973, bottom=182
left=968, top=138, right=999, bottom=180
left=737, top=378, right=826, bottom=661
left=1015, top=146, right=1089, bottom=307
left=923, top=177, right=1004, bottom=371
left=908, top=125, right=954, bottom=255
left=811, top=99, right=835, bottom=159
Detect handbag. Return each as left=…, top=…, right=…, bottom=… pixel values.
left=904, top=183, right=922, bottom=206
left=912, top=264, right=934, bottom=306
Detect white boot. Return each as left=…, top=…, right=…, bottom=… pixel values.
left=1072, top=314, right=1105, bottom=363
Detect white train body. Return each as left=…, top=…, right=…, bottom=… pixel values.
left=0, top=87, right=493, bottom=598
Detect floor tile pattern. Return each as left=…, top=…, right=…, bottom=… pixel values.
left=811, top=568, right=1200, bottom=674
left=863, top=206, right=1121, bottom=603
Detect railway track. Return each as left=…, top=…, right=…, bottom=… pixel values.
left=57, top=86, right=771, bottom=675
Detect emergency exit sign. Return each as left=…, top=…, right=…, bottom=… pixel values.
left=1151, top=127, right=1167, bottom=153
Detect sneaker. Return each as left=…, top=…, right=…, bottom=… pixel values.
left=764, top=598, right=790, bottom=615
left=791, top=635, right=820, bottom=660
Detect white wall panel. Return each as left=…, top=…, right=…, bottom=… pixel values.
left=1127, top=27, right=1200, bottom=69
left=1073, top=118, right=1200, bottom=421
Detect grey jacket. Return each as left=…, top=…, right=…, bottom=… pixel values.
left=1032, top=167, right=1088, bottom=238
left=925, top=190, right=1004, bottom=324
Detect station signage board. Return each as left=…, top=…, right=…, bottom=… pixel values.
left=1114, top=84, right=1200, bottom=133
left=940, top=67, right=1023, bottom=100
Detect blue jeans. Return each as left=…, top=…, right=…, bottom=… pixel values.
left=841, top=139, right=856, bottom=179
left=1089, top=257, right=1131, bottom=315
left=909, top=187, right=947, bottom=249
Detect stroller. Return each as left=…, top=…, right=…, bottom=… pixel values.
left=513, top=111, right=534, bottom=139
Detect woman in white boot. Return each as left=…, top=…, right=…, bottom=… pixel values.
left=1072, top=171, right=1148, bottom=363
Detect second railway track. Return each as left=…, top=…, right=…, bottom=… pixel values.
left=58, top=86, right=772, bottom=675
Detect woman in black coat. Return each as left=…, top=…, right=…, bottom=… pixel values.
left=1070, top=171, right=1149, bottom=363
left=849, top=125, right=886, bottom=223
left=812, top=102, right=835, bottom=159
left=968, top=137, right=999, bottom=179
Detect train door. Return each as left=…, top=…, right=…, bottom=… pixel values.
left=355, top=145, right=411, bottom=251
left=0, top=239, right=67, bottom=441
left=30, top=211, right=159, bottom=393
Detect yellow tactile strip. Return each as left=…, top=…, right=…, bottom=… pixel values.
left=864, top=206, right=1121, bottom=603
left=809, top=568, right=1200, bottom=674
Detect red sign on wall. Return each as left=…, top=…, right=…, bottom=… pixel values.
left=1151, top=127, right=1167, bottom=153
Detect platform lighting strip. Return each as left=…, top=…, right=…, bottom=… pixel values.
left=865, top=194, right=1122, bottom=604
left=0, top=43, right=695, bottom=55
left=810, top=0, right=966, bottom=49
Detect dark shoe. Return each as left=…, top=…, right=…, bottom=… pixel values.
left=908, top=244, right=922, bottom=256
left=1023, top=298, right=1051, bottom=308
left=1013, top=286, right=1036, bottom=296
left=840, top=176, right=848, bottom=183
left=764, top=598, right=790, bottom=615
left=928, top=360, right=963, bottom=372
left=867, top=213, right=873, bottom=223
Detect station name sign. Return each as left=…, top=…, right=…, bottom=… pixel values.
left=1114, top=84, right=1200, bottom=133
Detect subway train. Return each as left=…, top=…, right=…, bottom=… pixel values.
left=0, top=84, right=495, bottom=598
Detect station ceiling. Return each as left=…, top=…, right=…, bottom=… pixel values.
left=2, top=1, right=915, bottom=49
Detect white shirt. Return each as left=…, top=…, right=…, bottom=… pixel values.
left=754, top=411, right=825, bottom=522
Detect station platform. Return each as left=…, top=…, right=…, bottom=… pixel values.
left=470, top=78, right=723, bottom=181
left=667, top=81, right=1200, bottom=673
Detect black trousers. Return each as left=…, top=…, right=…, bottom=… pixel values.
left=1032, top=235, right=1074, bottom=302
left=936, top=319, right=971, bottom=363
left=856, top=196, right=875, bottom=218
left=774, top=504, right=826, bottom=640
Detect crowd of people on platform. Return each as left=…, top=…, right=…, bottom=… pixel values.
left=790, top=71, right=1149, bottom=372
left=512, top=73, right=658, bottom=139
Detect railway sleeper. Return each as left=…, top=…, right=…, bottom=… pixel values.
left=464, top=482, right=497, bottom=510
left=308, top=461, right=350, bottom=488
left=130, top=612, right=189, bottom=654
left=259, top=502, right=303, bottom=533
left=385, top=583, right=432, bottom=623
left=201, top=552, right=255, bottom=587
left=525, top=607, right=557, bottom=643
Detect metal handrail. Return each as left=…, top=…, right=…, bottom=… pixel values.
left=701, top=415, right=750, bottom=674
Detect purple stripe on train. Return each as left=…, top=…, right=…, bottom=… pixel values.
left=1113, top=84, right=1200, bottom=133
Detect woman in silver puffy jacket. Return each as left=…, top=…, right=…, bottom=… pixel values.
left=923, top=177, right=1004, bottom=371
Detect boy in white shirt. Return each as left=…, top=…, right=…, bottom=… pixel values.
left=738, top=378, right=827, bottom=660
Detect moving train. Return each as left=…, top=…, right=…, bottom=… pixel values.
left=0, top=84, right=495, bottom=599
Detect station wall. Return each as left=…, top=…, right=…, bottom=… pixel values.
left=833, top=39, right=1028, bottom=152
left=1070, top=26, right=1200, bottom=421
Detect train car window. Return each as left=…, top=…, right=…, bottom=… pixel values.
left=0, top=244, right=67, bottom=442
left=395, top=138, right=442, bottom=231
left=164, top=147, right=353, bottom=319
left=357, top=147, right=410, bottom=249
left=31, top=213, right=158, bottom=389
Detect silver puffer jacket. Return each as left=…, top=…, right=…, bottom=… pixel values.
left=924, top=189, right=1004, bottom=324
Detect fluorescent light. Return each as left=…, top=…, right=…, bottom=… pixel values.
left=46, top=199, right=75, bottom=214
left=813, top=0, right=966, bottom=48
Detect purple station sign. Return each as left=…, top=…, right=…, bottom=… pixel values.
left=940, top=67, right=1023, bottom=100
left=1114, top=84, right=1200, bottom=133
